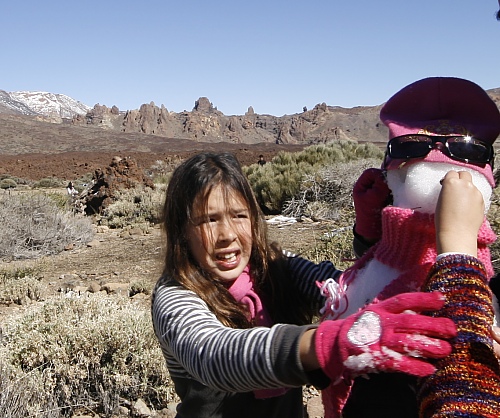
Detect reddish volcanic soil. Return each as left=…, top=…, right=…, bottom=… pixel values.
left=0, top=147, right=306, bottom=181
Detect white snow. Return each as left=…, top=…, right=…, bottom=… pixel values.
left=1, top=90, right=91, bottom=118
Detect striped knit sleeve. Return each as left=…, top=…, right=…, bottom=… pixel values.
left=151, top=283, right=311, bottom=392
left=285, top=253, right=343, bottom=306
left=418, top=254, right=500, bottom=417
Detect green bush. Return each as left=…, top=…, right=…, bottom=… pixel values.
left=0, top=179, right=17, bottom=189
left=32, top=177, right=64, bottom=189
left=244, top=141, right=384, bottom=213
left=0, top=293, right=174, bottom=415
left=245, top=161, right=309, bottom=213
left=45, top=191, right=72, bottom=209
left=130, top=279, right=153, bottom=296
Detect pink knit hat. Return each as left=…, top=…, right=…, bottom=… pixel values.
left=381, top=77, right=500, bottom=186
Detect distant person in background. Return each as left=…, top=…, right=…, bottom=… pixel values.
left=66, top=182, right=78, bottom=197
left=258, top=154, right=266, bottom=166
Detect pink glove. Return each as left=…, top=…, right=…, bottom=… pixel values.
left=353, top=168, right=391, bottom=242
left=315, top=292, right=457, bottom=382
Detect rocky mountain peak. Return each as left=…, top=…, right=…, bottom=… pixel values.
left=0, top=90, right=90, bottom=119
left=2, top=88, right=500, bottom=149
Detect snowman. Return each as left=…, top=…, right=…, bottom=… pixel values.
left=320, top=77, right=500, bottom=418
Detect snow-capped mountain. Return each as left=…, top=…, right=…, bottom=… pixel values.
left=0, top=90, right=38, bottom=116
left=0, top=90, right=91, bottom=118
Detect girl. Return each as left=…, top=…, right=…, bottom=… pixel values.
left=151, top=152, right=460, bottom=418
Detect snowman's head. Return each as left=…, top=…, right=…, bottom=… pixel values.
left=386, top=160, right=492, bottom=214
left=380, top=77, right=500, bottom=214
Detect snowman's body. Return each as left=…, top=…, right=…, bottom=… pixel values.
left=320, top=160, right=498, bottom=418
left=320, top=76, right=500, bottom=418
left=325, top=161, right=496, bottom=322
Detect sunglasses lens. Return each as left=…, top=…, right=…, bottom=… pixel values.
left=446, top=137, right=492, bottom=163
left=389, top=136, right=431, bottom=159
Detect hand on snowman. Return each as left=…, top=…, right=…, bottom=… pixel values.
left=315, top=291, right=456, bottom=382
left=435, top=170, right=484, bottom=257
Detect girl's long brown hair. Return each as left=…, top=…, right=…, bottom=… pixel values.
left=159, top=152, right=314, bottom=328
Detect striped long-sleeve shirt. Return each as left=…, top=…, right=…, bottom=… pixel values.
left=151, top=254, right=341, bottom=418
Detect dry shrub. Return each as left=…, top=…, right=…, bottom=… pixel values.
left=282, top=158, right=380, bottom=222
left=300, top=226, right=357, bottom=272
left=0, top=292, right=174, bottom=416
left=101, top=185, right=166, bottom=229
left=148, top=157, right=183, bottom=184
left=0, top=360, right=59, bottom=417
left=0, top=264, right=47, bottom=305
left=244, top=141, right=384, bottom=214
left=0, top=192, right=94, bottom=260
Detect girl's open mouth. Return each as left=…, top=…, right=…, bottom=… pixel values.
left=215, top=250, right=241, bottom=269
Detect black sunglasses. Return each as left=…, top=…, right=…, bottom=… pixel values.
left=384, top=134, right=494, bottom=168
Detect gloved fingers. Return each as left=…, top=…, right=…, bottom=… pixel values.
left=352, top=168, right=390, bottom=242
left=353, top=171, right=390, bottom=204
left=392, top=315, right=457, bottom=340
left=375, top=291, right=446, bottom=314
left=384, top=333, right=453, bottom=359
left=353, top=168, right=386, bottom=193
left=377, top=355, right=438, bottom=377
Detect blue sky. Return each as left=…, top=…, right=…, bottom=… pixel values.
left=1, top=0, right=499, bottom=116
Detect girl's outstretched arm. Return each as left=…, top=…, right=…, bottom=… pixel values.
left=418, top=170, right=500, bottom=416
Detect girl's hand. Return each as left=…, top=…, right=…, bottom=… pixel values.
left=308, top=291, right=456, bottom=378
left=435, top=171, right=484, bottom=256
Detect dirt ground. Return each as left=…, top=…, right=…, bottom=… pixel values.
left=0, top=147, right=306, bottom=182
left=0, top=217, right=337, bottom=302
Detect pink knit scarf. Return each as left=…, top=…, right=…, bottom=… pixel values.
left=342, top=206, right=496, bottom=303
left=228, top=266, right=288, bottom=399
left=228, top=266, right=273, bottom=326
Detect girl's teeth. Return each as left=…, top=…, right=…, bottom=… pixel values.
left=218, top=252, right=236, bottom=260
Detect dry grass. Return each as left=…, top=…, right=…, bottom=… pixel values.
left=0, top=192, right=94, bottom=260
left=0, top=292, right=176, bottom=416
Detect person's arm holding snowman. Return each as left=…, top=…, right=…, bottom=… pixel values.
left=422, top=170, right=500, bottom=359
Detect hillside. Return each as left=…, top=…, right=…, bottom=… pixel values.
left=1, top=88, right=499, bottom=181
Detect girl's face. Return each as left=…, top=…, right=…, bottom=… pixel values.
left=187, top=185, right=253, bottom=283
